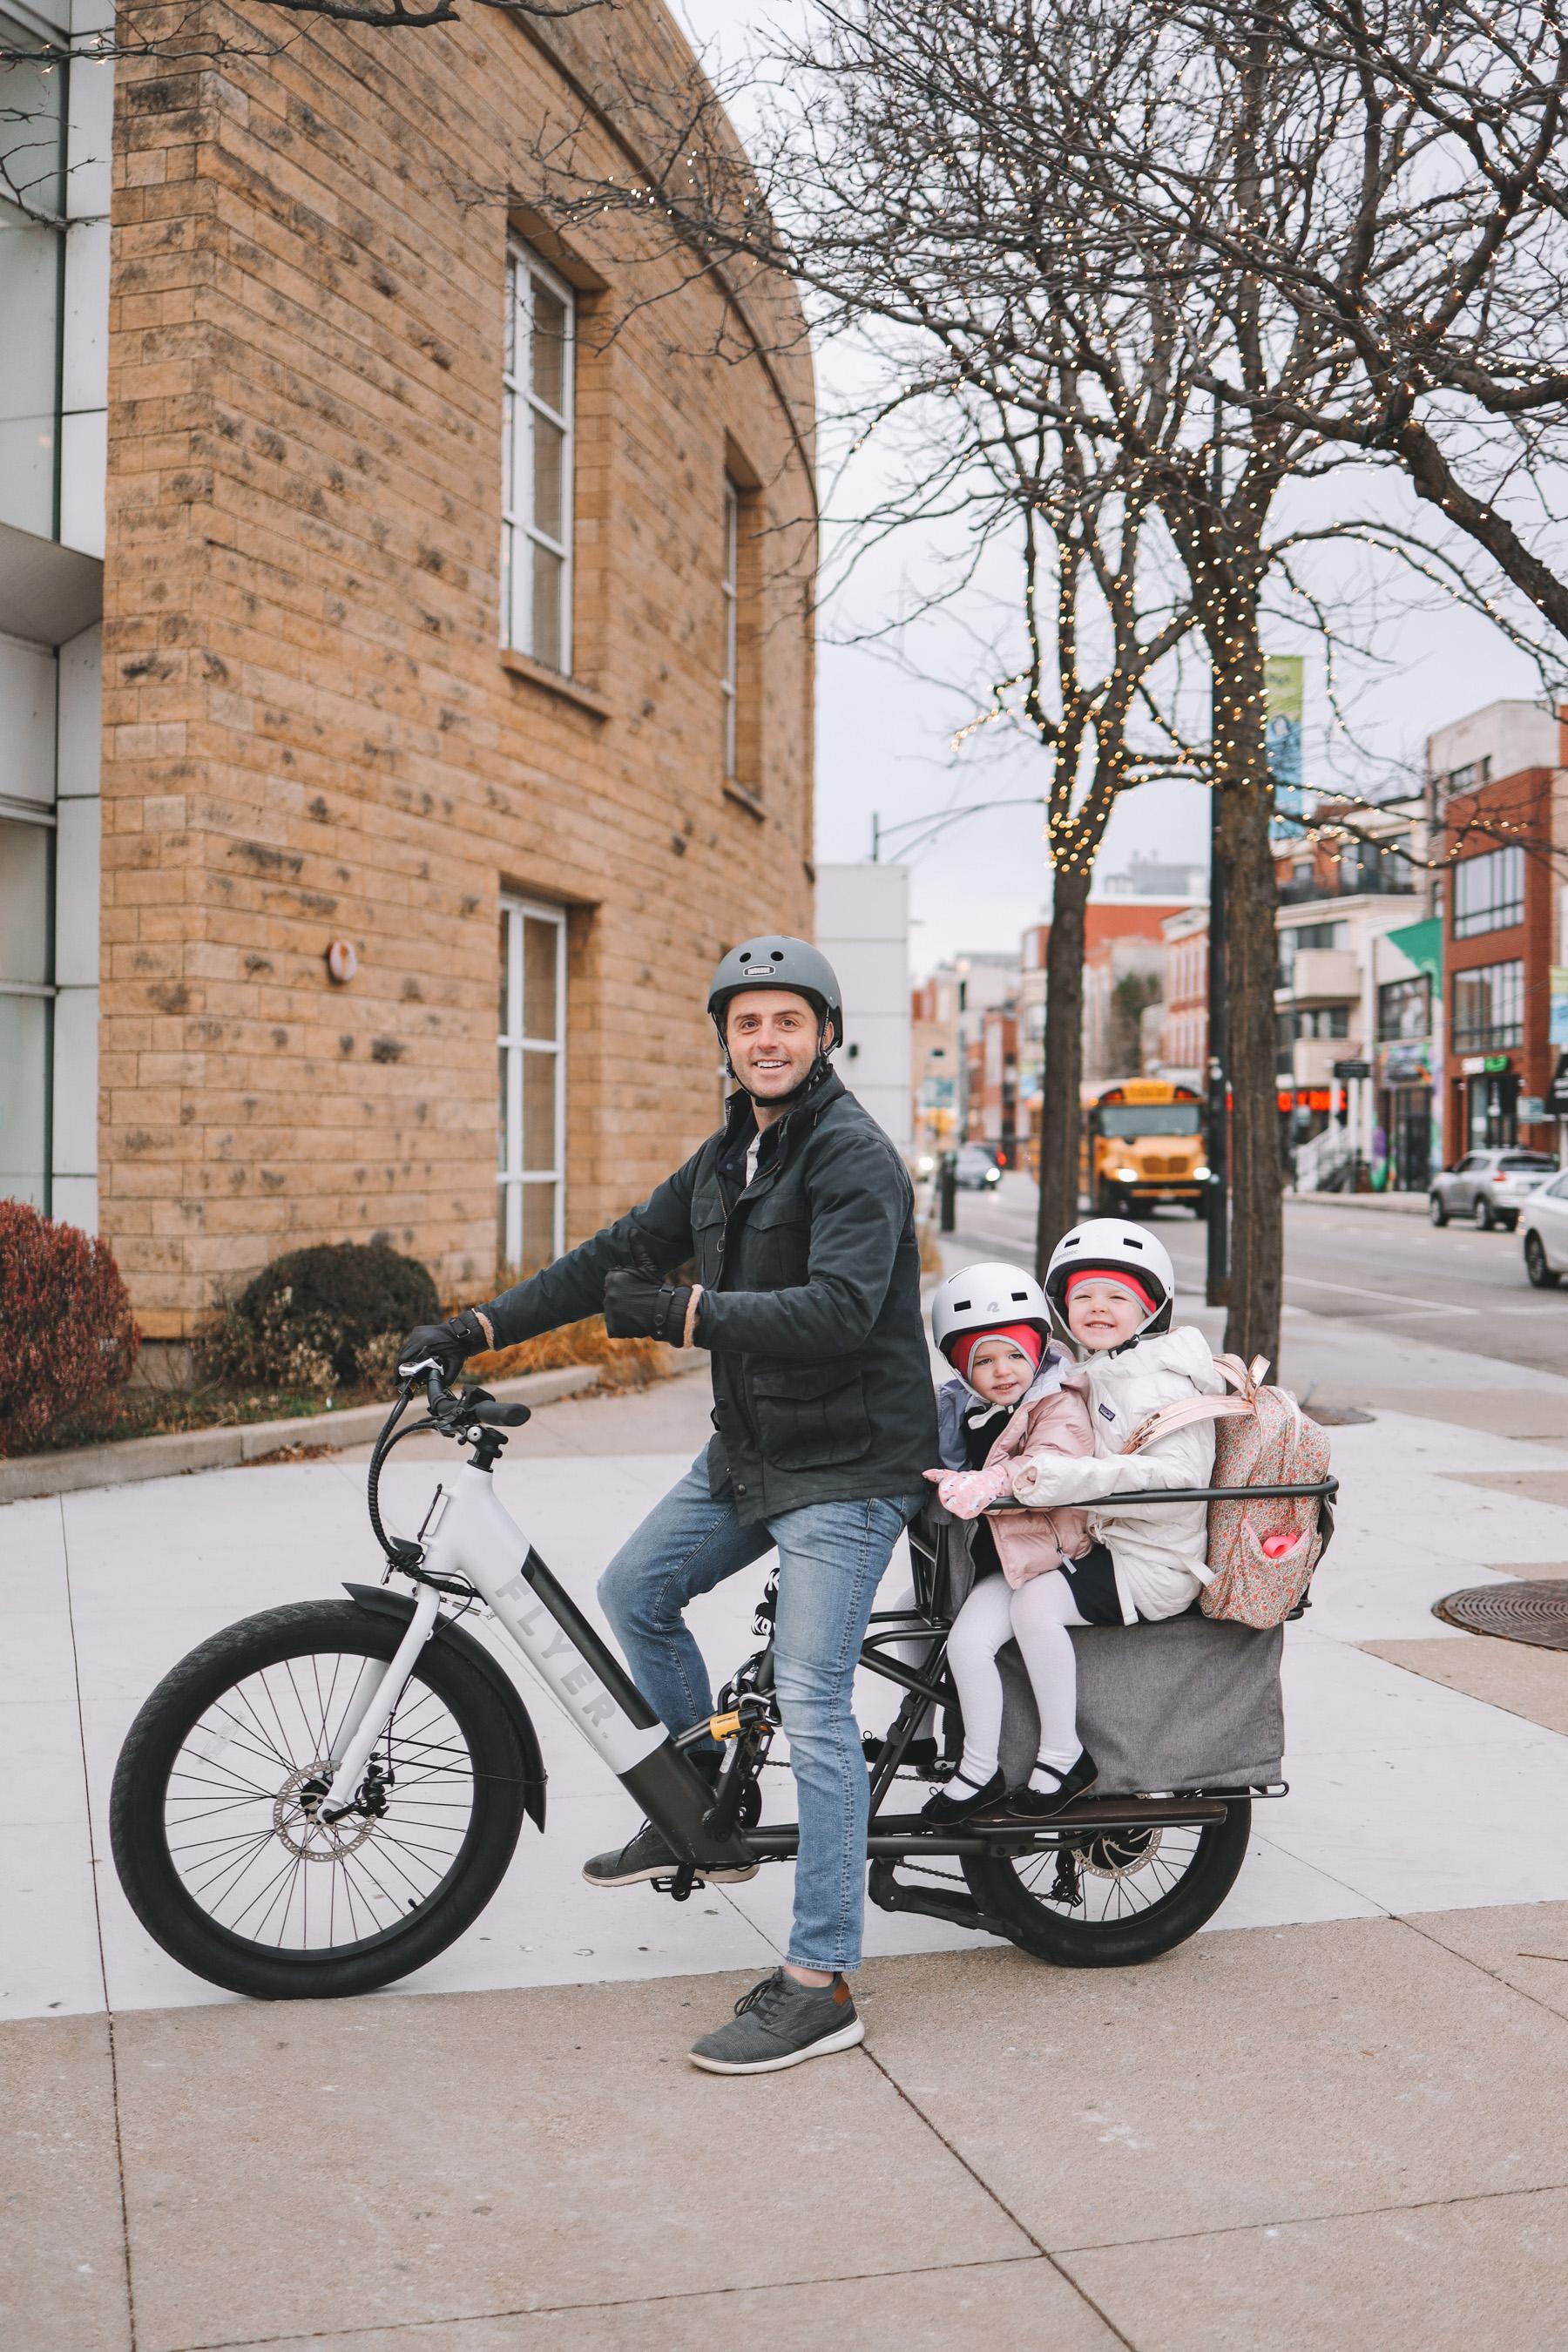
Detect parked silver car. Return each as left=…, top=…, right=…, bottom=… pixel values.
left=1429, top=1148, right=1558, bottom=1231
left=1520, top=1168, right=1568, bottom=1287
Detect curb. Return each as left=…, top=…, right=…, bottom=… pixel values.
left=0, top=1364, right=603, bottom=1507
left=1287, top=1191, right=1428, bottom=1218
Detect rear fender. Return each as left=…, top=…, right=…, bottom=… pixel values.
left=343, top=1582, right=546, bottom=1830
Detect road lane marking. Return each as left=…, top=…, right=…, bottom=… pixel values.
left=1283, top=1274, right=1477, bottom=1314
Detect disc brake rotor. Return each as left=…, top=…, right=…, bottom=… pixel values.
left=1080, top=1825, right=1163, bottom=1879
left=273, top=1762, right=379, bottom=1861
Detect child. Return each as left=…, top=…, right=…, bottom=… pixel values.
left=917, top=1260, right=1096, bottom=1824
left=926, top=1221, right=1227, bottom=1823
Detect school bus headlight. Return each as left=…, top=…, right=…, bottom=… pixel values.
left=1194, top=1164, right=1212, bottom=1180
left=1115, top=1165, right=1139, bottom=1182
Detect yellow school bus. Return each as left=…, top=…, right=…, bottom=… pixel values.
left=1087, top=1080, right=1211, bottom=1215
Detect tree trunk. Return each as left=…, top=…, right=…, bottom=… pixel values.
left=1209, top=597, right=1284, bottom=1369
left=1035, top=856, right=1092, bottom=1279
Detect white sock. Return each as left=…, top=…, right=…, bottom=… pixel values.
left=951, top=1754, right=997, bottom=1795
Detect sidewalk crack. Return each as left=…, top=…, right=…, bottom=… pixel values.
left=60, top=1493, right=139, bottom=2352
left=858, top=2043, right=1139, bottom=2351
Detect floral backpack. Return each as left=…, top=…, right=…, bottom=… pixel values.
left=1124, top=1355, right=1332, bottom=1629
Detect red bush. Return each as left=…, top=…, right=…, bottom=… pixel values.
left=0, top=1203, right=139, bottom=1456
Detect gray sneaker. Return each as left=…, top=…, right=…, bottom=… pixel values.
left=688, top=1968, right=864, bottom=2074
left=581, top=1821, right=758, bottom=1889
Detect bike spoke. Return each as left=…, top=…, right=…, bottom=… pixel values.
left=163, top=1648, right=478, bottom=1953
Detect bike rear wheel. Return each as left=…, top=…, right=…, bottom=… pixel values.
left=111, top=1600, right=530, bottom=1999
left=963, top=1801, right=1251, bottom=1966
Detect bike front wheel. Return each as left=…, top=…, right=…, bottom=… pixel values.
left=963, top=1801, right=1251, bottom=1967
left=111, top=1600, right=531, bottom=1999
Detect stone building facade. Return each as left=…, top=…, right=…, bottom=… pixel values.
left=78, top=0, right=818, bottom=1340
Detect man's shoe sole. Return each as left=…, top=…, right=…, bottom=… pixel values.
left=687, top=2016, right=866, bottom=2074
left=582, top=1858, right=760, bottom=1889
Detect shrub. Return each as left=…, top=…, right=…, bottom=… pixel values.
left=0, top=1204, right=139, bottom=1456
left=201, top=1240, right=439, bottom=1394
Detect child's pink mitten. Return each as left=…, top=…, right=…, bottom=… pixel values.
left=923, top=1460, right=1014, bottom=1520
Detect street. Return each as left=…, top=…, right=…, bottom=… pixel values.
left=950, top=1177, right=1568, bottom=1381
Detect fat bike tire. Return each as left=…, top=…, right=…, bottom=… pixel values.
left=962, top=1799, right=1252, bottom=1967
left=111, top=1600, right=530, bottom=2001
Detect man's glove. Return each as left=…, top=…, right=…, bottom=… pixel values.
left=602, top=1234, right=695, bottom=1347
left=396, top=1308, right=490, bottom=1386
left=922, top=1460, right=1015, bottom=1520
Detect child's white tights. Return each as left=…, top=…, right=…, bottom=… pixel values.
left=946, top=1570, right=1088, bottom=1790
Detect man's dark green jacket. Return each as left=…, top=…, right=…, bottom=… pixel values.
left=482, top=1071, right=937, bottom=1523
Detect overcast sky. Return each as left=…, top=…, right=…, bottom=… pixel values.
left=671, top=0, right=1545, bottom=974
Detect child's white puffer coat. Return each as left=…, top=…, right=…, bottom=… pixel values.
left=1010, top=1326, right=1224, bottom=1625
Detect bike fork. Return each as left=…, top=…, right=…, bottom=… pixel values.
left=319, top=1580, right=441, bottom=1820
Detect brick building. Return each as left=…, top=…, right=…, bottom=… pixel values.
left=1430, top=700, right=1568, bottom=1160
left=2, top=0, right=815, bottom=1345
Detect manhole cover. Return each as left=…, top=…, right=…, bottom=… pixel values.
left=1435, top=1582, right=1568, bottom=1651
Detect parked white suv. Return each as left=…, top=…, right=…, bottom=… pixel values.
left=1429, top=1149, right=1558, bottom=1231
left=1521, top=1169, right=1568, bottom=1286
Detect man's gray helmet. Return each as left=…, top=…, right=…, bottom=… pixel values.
left=707, top=936, right=844, bottom=1051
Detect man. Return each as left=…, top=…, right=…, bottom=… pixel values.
left=401, top=936, right=936, bottom=2073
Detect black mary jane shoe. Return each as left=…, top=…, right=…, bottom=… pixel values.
left=919, top=1768, right=1007, bottom=1826
left=1000, top=1749, right=1099, bottom=1821
left=862, top=1732, right=942, bottom=1777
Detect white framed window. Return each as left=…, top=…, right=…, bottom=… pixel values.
left=0, top=807, right=55, bottom=1212
left=501, top=246, right=575, bottom=671
left=720, top=475, right=740, bottom=776
left=497, top=897, right=566, bottom=1275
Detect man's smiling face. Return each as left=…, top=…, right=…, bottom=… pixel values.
left=724, top=989, right=827, bottom=1102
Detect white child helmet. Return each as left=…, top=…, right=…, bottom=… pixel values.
left=930, top=1260, right=1052, bottom=1366
left=1043, top=1218, right=1175, bottom=1342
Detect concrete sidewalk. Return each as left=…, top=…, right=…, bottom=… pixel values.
left=8, top=1319, right=1568, bottom=2348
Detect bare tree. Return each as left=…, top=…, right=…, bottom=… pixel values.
left=506, top=1, right=1568, bottom=1360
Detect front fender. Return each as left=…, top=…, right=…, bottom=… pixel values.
left=343, top=1582, right=546, bottom=1831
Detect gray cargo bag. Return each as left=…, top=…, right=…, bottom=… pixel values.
left=931, top=1515, right=1285, bottom=1796
left=995, top=1617, right=1284, bottom=1795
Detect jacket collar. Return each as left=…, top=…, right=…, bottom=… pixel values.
left=720, top=1064, right=845, bottom=1171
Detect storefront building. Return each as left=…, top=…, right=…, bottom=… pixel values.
left=1373, top=916, right=1441, bottom=1191
left=2, top=3, right=816, bottom=1347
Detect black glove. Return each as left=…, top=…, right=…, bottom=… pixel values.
left=602, top=1234, right=694, bottom=1347
left=396, top=1308, right=490, bottom=1385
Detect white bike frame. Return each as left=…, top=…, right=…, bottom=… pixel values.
left=320, top=1456, right=754, bottom=1870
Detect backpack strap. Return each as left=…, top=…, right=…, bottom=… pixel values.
left=1121, top=1355, right=1272, bottom=1455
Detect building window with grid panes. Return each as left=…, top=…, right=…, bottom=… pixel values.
left=501, top=247, right=575, bottom=670
left=1452, top=844, right=1524, bottom=940
left=1451, top=958, right=1524, bottom=1051
left=497, top=898, right=566, bottom=1275
left=720, top=476, right=740, bottom=776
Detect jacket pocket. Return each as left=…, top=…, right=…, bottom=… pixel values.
left=740, top=1193, right=810, bottom=1288
left=749, top=1360, right=871, bottom=1472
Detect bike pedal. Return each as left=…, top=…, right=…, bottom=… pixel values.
left=652, top=1865, right=698, bottom=1903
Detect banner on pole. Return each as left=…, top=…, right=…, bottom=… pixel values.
left=1266, top=654, right=1306, bottom=839
left=1550, top=966, right=1568, bottom=1048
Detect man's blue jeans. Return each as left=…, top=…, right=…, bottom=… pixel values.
left=598, top=1455, right=919, bottom=1975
